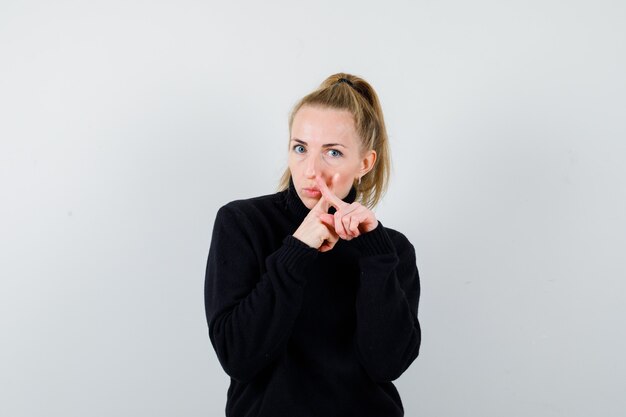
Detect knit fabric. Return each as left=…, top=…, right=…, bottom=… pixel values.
left=204, top=180, right=421, bottom=417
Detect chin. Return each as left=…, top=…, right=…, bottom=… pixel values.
left=301, top=196, right=319, bottom=210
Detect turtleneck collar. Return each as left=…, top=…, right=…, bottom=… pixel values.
left=285, top=177, right=357, bottom=222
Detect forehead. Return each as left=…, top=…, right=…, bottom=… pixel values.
left=291, top=106, right=358, bottom=145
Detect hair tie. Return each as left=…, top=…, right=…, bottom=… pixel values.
left=337, top=78, right=354, bottom=87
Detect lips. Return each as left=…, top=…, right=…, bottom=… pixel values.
left=302, top=187, right=321, bottom=198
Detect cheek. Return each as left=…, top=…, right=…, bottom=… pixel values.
left=338, top=177, right=354, bottom=192
left=335, top=160, right=360, bottom=178
left=287, top=155, right=301, bottom=172
left=331, top=169, right=356, bottom=194
left=325, top=159, right=355, bottom=178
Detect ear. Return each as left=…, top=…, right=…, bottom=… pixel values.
left=359, top=150, right=377, bottom=177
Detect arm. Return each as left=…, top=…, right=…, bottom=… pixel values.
left=352, top=223, right=421, bottom=382
left=204, top=204, right=317, bottom=383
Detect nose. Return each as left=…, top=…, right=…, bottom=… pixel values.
left=304, top=154, right=322, bottom=179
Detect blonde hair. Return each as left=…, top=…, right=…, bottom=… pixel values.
left=279, top=72, right=391, bottom=208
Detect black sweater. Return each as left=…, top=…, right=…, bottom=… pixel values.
left=204, top=181, right=421, bottom=417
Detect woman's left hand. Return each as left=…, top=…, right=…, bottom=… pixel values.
left=316, top=176, right=379, bottom=241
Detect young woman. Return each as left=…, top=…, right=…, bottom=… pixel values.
left=205, top=73, right=421, bottom=416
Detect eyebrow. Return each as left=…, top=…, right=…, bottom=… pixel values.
left=291, top=138, right=347, bottom=148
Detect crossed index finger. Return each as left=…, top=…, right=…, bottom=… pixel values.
left=315, top=174, right=348, bottom=210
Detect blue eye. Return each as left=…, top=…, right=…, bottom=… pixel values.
left=327, top=149, right=343, bottom=158
left=293, top=145, right=305, bottom=154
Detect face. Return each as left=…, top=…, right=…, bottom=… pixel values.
left=288, top=105, right=376, bottom=209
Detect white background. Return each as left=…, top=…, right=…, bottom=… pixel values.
left=1, top=1, right=625, bottom=416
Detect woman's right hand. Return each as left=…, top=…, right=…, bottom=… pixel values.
left=292, top=193, right=339, bottom=252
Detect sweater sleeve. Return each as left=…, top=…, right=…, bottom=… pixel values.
left=351, top=222, right=421, bottom=382
left=204, top=204, right=318, bottom=383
